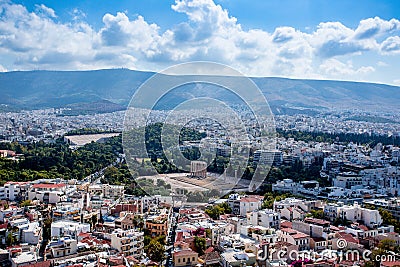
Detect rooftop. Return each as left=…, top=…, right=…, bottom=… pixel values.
left=32, top=183, right=66, bottom=189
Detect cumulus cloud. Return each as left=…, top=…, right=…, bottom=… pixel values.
left=354, top=17, right=400, bottom=39
left=71, top=8, right=86, bottom=21
left=272, top=27, right=296, bottom=43
left=100, top=13, right=160, bottom=49
left=319, top=59, right=375, bottom=78
left=380, top=36, right=400, bottom=54
left=311, top=21, right=378, bottom=58
left=35, top=4, right=57, bottom=18
left=0, top=0, right=399, bottom=82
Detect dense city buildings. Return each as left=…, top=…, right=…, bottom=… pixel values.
left=0, top=106, right=400, bottom=267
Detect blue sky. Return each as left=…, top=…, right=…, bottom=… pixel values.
left=1, top=0, right=400, bottom=85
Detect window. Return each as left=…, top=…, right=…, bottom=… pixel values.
left=183, top=258, right=185, bottom=262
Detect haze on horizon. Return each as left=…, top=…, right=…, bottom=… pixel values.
left=0, top=0, right=400, bottom=86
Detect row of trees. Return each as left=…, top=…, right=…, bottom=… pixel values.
left=205, top=202, right=232, bottom=220
left=277, top=128, right=400, bottom=146
left=0, top=135, right=122, bottom=185
left=64, top=128, right=119, bottom=136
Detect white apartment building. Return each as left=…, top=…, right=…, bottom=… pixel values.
left=103, top=184, right=124, bottom=199
left=0, top=182, right=30, bottom=201
left=46, top=236, right=78, bottom=258
left=28, top=183, right=68, bottom=204
left=272, top=179, right=297, bottom=193
left=274, top=198, right=323, bottom=213
left=195, top=221, right=234, bottom=246
left=333, top=173, right=363, bottom=189
left=227, top=194, right=241, bottom=215
left=51, top=220, right=91, bottom=238
left=324, top=202, right=382, bottom=228
left=88, top=184, right=124, bottom=199
left=247, top=209, right=280, bottom=229
left=239, top=196, right=263, bottom=217
left=279, top=228, right=310, bottom=251
left=110, top=228, right=144, bottom=258
left=19, top=222, right=42, bottom=245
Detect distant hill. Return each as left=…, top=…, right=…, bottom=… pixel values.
left=0, top=69, right=399, bottom=114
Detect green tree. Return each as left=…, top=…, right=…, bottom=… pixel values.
left=6, top=231, right=15, bottom=246
left=20, top=199, right=32, bottom=207
left=145, top=239, right=165, bottom=262
left=43, top=217, right=52, bottom=241
left=205, top=202, right=231, bottom=220
left=379, top=209, right=400, bottom=233
left=306, top=209, right=325, bottom=219
left=194, top=236, right=206, bottom=255
left=205, top=229, right=212, bottom=238
left=378, top=239, right=400, bottom=253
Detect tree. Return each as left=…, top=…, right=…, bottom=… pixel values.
left=91, top=214, right=98, bottom=227
left=205, top=229, right=212, bottom=238
left=194, top=236, right=206, bottom=255
left=20, top=199, right=32, bottom=207
left=333, top=217, right=351, bottom=227
left=262, top=192, right=294, bottom=209
left=368, top=248, right=387, bottom=267
left=43, top=217, right=52, bottom=241
left=378, top=239, right=400, bottom=253
left=145, top=239, right=165, bottom=262
left=6, top=231, right=15, bottom=246
left=306, top=209, right=325, bottom=219
left=379, top=209, right=400, bottom=233
left=205, top=202, right=231, bottom=220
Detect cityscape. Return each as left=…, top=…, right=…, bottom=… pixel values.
left=1, top=1, right=400, bottom=267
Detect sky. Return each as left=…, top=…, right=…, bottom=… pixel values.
left=0, top=0, right=400, bottom=85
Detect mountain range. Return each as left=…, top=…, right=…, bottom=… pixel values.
left=0, top=69, right=399, bottom=115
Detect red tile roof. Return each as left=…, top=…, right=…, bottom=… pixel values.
left=304, top=217, right=330, bottom=226
left=32, top=183, right=66, bottom=189
left=281, top=228, right=297, bottom=234
left=358, top=224, right=369, bottom=231
left=4, top=181, right=28, bottom=185
left=240, top=197, right=262, bottom=203
left=204, top=247, right=214, bottom=254
left=381, top=261, right=400, bottom=267
left=338, top=232, right=359, bottom=244
left=292, top=233, right=310, bottom=239
left=173, top=249, right=198, bottom=257
left=281, top=221, right=292, bottom=228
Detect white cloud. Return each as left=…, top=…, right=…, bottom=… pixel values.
left=35, top=4, right=57, bottom=18
left=100, top=13, right=160, bottom=50
left=0, top=64, right=7, bottom=72
left=71, top=8, right=86, bottom=21
left=0, top=0, right=398, bottom=82
left=310, top=21, right=378, bottom=58
left=354, top=17, right=400, bottom=39
left=380, top=36, right=400, bottom=54
left=377, top=61, right=388, bottom=67
left=319, top=59, right=375, bottom=78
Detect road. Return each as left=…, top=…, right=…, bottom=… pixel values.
left=164, top=211, right=178, bottom=267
